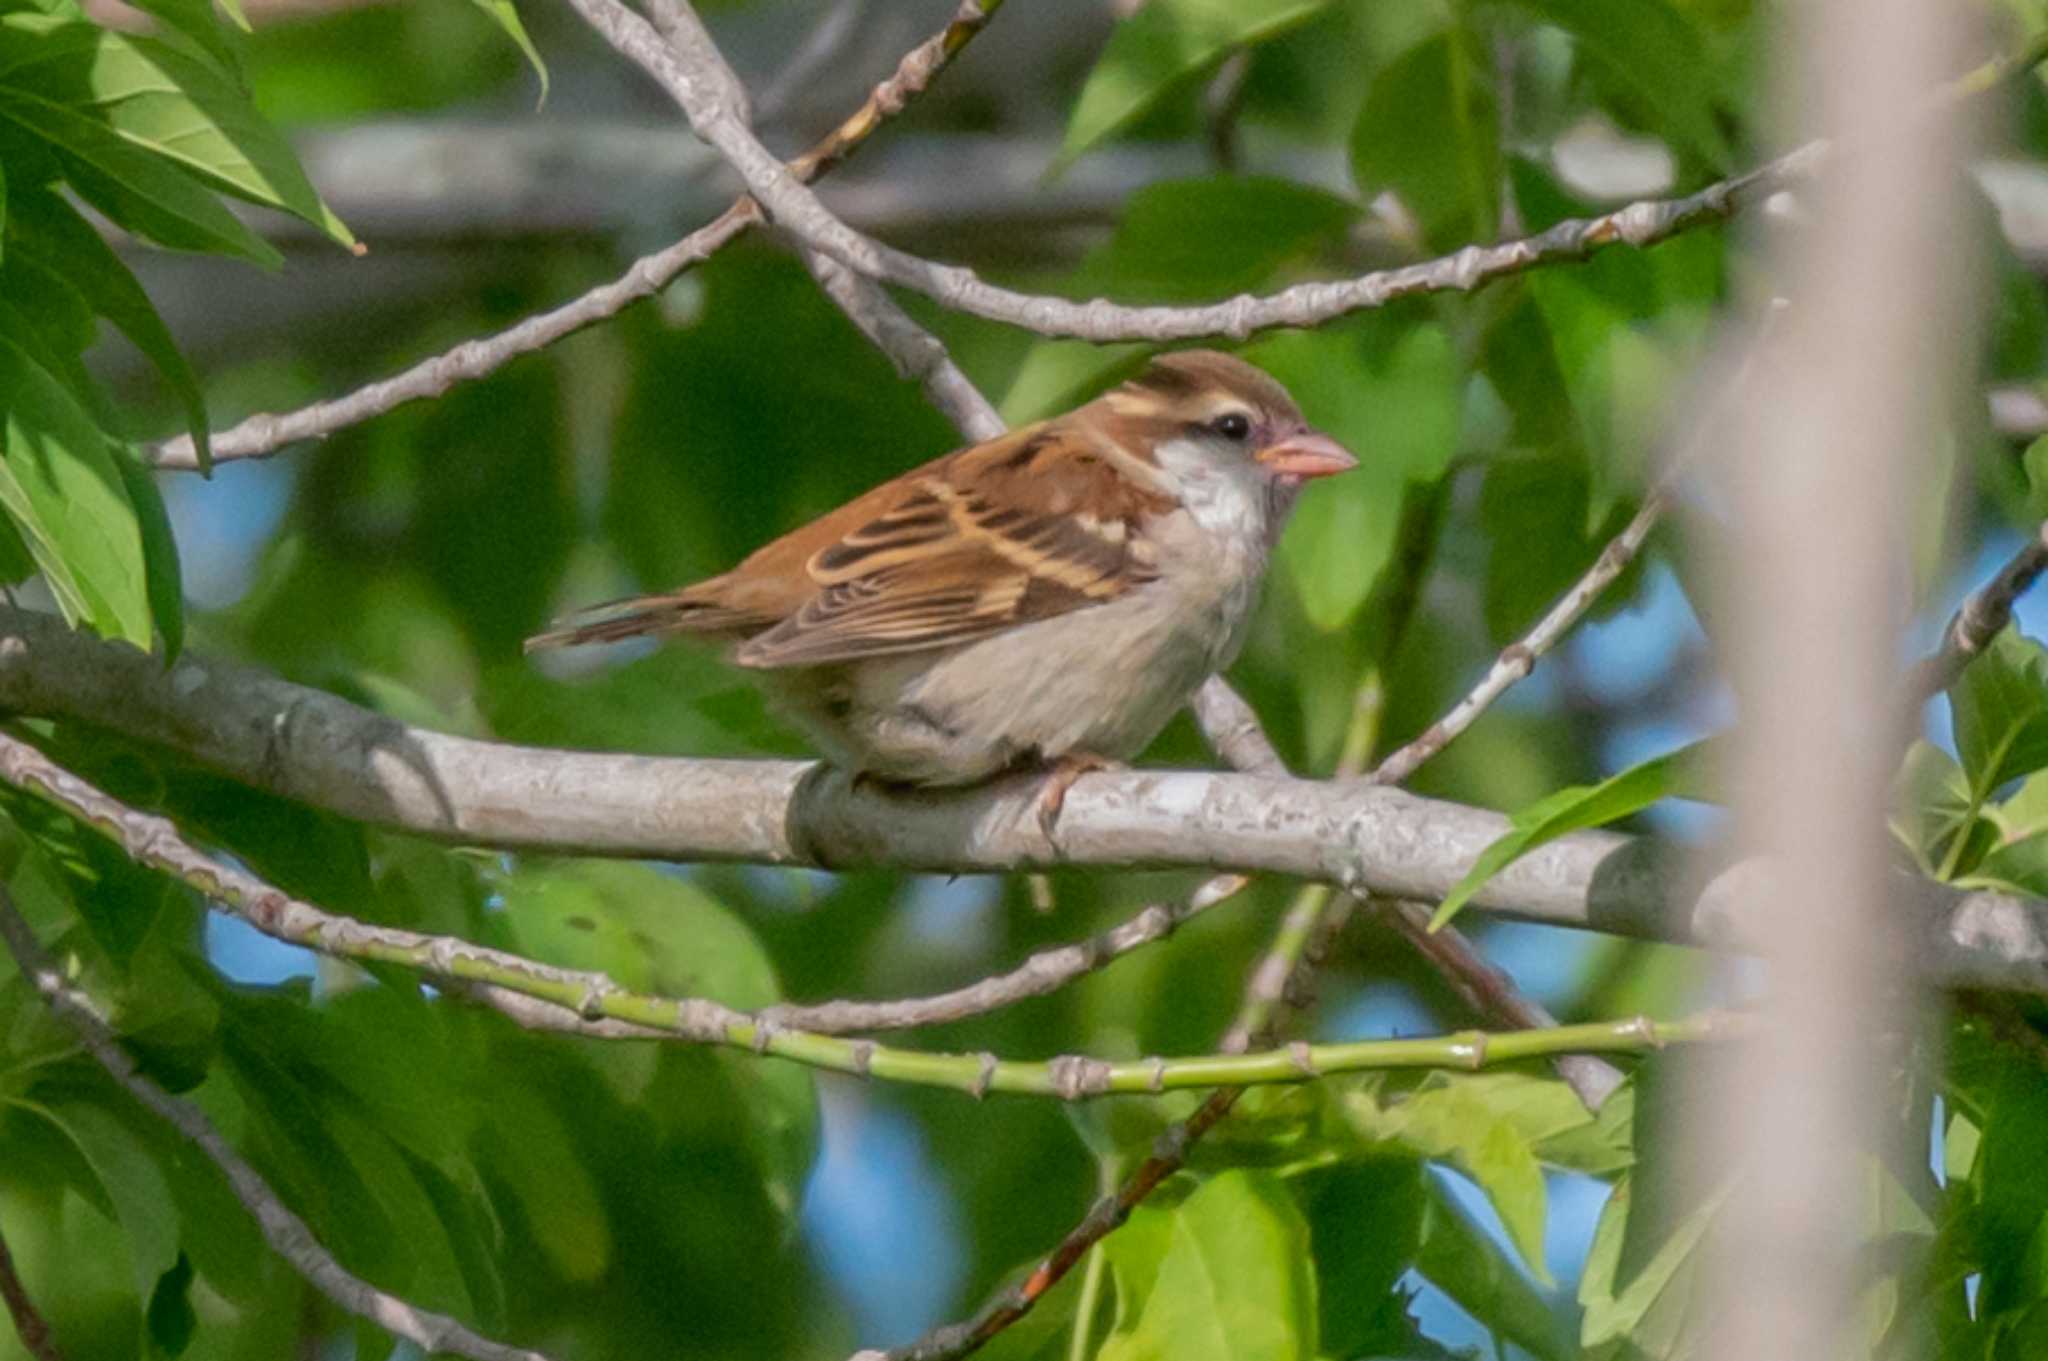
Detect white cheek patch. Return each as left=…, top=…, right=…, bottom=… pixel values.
left=1154, top=436, right=1271, bottom=545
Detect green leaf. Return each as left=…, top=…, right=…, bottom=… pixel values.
left=1473, top=437, right=1664, bottom=650
left=0, top=91, right=276, bottom=264
left=29, top=1094, right=182, bottom=1296
left=1578, top=1173, right=1729, bottom=1357
left=469, top=0, right=548, bottom=100
left=1060, top=0, right=1332, bottom=167
left=0, top=506, right=35, bottom=585
left=260, top=985, right=474, bottom=1176
left=1529, top=270, right=1686, bottom=525
left=321, top=1095, right=481, bottom=1323
left=1091, top=177, right=1360, bottom=304
left=1337, top=1073, right=1554, bottom=1284
left=1891, top=739, right=1981, bottom=875
left=0, top=14, right=351, bottom=248
left=1971, top=829, right=2048, bottom=896
left=207, top=991, right=482, bottom=1312
left=405, top=360, right=574, bottom=660
left=1993, top=764, right=2048, bottom=845
left=1507, top=0, right=1731, bottom=167
left=0, top=777, right=186, bottom=969
left=1431, top=740, right=1707, bottom=931
left=1101, top=1182, right=1191, bottom=1335
left=1350, top=27, right=1500, bottom=253
left=125, top=0, right=247, bottom=71
left=5, top=187, right=211, bottom=471
left=112, top=445, right=184, bottom=661
left=1452, top=1070, right=1635, bottom=1177
left=0, top=281, right=98, bottom=408
left=2025, top=436, right=2048, bottom=523
left=1972, top=1043, right=2048, bottom=1316
left=494, top=861, right=818, bottom=1214
left=0, top=331, right=155, bottom=647
left=498, top=861, right=780, bottom=1006
left=146, top=1251, right=198, bottom=1357
left=1296, top=1161, right=1429, bottom=1360
left=1258, top=320, right=1461, bottom=632
left=999, top=177, right=1357, bottom=426
left=1097, top=1170, right=1317, bottom=1361
left=29, top=721, right=374, bottom=915
left=1949, top=629, right=2048, bottom=802
left=1413, top=1174, right=1574, bottom=1361
left=1946, top=1107, right=1981, bottom=1187
left=473, top=1079, right=613, bottom=1284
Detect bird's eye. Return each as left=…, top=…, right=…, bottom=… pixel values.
left=1211, top=412, right=1252, bottom=441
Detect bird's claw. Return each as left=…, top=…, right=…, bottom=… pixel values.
left=1035, top=752, right=1119, bottom=843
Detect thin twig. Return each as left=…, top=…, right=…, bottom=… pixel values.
left=1342, top=639, right=1630, bottom=1108
left=1909, top=520, right=2048, bottom=699
left=1338, top=653, right=1627, bottom=1109
left=1368, top=301, right=1786, bottom=788
left=1368, top=486, right=1674, bottom=786
left=1218, top=885, right=1351, bottom=1054
left=890, top=682, right=1422, bottom=1355
left=884, top=893, right=1360, bottom=1361
left=582, top=0, right=1791, bottom=343
left=642, top=0, right=1008, bottom=447
left=1323, top=311, right=1767, bottom=1114
left=444, top=871, right=1246, bottom=1039
left=1378, top=900, right=1624, bottom=1110
left=0, top=890, right=554, bottom=1361
left=798, top=246, right=1006, bottom=441
left=0, top=1222, right=64, bottom=1361
left=561, top=4, right=2047, bottom=349
left=762, top=874, right=1250, bottom=1033
left=150, top=218, right=745, bottom=470
left=147, top=0, right=1009, bottom=470
left=1201, top=49, right=1251, bottom=172
left=150, top=23, right=2043, bottom=472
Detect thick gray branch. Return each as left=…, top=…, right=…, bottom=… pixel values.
left=4, top=608, right=2043, bottom=993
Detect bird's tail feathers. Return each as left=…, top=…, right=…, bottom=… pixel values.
left=523, top=592, right=738, bottom=653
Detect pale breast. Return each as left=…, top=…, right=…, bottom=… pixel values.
left=805, top=506, right=1267, bottom=782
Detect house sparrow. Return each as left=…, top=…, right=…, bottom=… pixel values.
left=526, top=350, right=1355, bottom=813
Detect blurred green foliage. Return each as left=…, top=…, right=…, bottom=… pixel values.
left=5, top=0, right=2048, bottom=1358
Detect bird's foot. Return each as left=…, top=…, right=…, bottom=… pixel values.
left=1035, top=751, right=1121, bottom=842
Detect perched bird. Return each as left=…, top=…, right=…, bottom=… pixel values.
left=526, top=350, right=1355, bottom=816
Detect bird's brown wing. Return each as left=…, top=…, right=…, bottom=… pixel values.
left=525, top=421, right=1175, bottom=661
left=731, top=422, right=1173, bottom=668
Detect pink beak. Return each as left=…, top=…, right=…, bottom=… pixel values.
left=1257, top=429, right=1358, bottom=480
